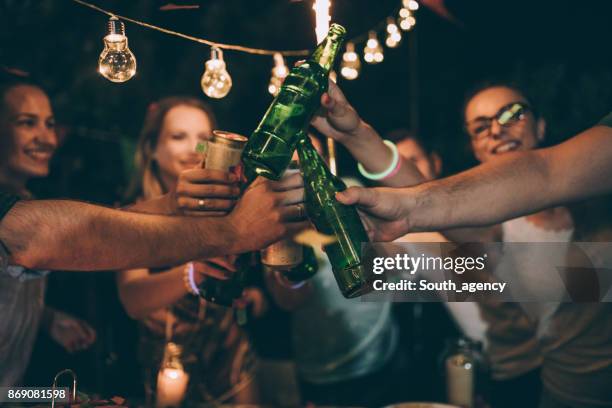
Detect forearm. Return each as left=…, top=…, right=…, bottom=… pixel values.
left=343, top=121, right=425, bottom=187
left=408, top=125, right=612, bottom=230
left=125, top=194, right=174, bottom=215
left=118, top=267, right=188, bottom=319
left=1, top=200, right=239, bottom=271
left=407, top=149, right=551, bottom=230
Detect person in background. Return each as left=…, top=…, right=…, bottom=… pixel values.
left=0, top=77, right=96, bottom=386
left=117, top=97, right=275, bottom=404
left=258, top=134, right=402, bottom=407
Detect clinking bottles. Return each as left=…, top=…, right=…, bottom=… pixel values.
left=296, top=135, right=371, bottom=298
left=242, top=23, right=346, bottom=181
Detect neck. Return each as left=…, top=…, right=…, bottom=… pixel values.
left=158, top=170, right=177, bottom=194
left=0, top=168, right=29, bottom=196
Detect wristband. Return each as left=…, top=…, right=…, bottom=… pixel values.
left=380, top=152, right=403, bottom=180
left=357, top=140, right=400, bottom=180
left=183, top=262, right=200, bottom=296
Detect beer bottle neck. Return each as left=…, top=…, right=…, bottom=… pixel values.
left=310, top=25, right=345, bottom=73
left=297, top=136, right=327, bottom=175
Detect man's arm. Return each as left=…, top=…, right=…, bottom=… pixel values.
left=0, top=177, right=307, bottom=271
left=336, top=125, right=612, bottom=240
left=412, top=125, right=612, bottom=229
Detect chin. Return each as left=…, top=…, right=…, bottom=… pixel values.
left=22, top=165, right=50, bottom=178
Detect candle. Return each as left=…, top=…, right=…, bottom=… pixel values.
left=446, top=354, right=474, bottom=408
left=156, top=367, right=189, bottom=408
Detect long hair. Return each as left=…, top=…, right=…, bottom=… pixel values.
left=128, top=96, right=217, bottom=200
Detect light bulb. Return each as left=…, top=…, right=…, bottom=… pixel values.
left=340, top=42, right=360, bottom=80
left=268, top=53, right=289, bottom=96
left=385, top=17, right=402, bottom=48
left=363, top=31, right=383, bottom=64
left=399, top=9, right=417, bottom=31
left=201, top=47, right=232, bottom=99
left=402, top=0, right=420, bottom=11
left=98, top=17, right=137, bottom=83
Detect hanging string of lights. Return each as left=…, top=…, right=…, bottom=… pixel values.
left=72, top=0, right=419, bottom=96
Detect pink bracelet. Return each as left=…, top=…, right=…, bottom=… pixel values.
left=380, top=154, right=403, bottom=180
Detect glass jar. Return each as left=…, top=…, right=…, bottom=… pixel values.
left=440, top=337, right=488, bottom=408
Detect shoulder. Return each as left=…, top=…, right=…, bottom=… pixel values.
left=597, top=111, right=612, bottom=127
left=0, top=191, right=20, bottom=222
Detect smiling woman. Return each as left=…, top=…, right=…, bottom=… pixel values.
left=0, top=77, right=58, bottom=197
left=0, top=74, right=98, bottom=387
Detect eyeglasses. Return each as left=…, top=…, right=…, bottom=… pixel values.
left=465, top=102, right=531, bottom=141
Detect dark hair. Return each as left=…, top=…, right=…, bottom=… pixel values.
left=0, top=68, right=45, bottom=115
left=128, top=96, right=217, bottom=200
left=462, top=80, right=540, bottom=122
left=386, top=128, right=436, bottom=155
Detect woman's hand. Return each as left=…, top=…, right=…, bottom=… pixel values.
left=311, top=79, right=364, bottom=144
left=193, top=258, right=237, bottom=280
left=174, top=168, right=241, bottom=216
left=47, top=309, right=96, bottom=353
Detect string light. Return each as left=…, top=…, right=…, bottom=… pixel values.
left=385, top=17, right=402, bottom=48
left=77, top=0, right=421, bottom=89
left=403, top=0, right=420, bottom=11
left=201, top=47, right=232, bottom=99
left=364, top=31, right=383, bottom=64
left=399, top=8, right=417, bottom=31
left=98, top=16, right=137, bottom=83
left=268, top=53, right=289, bottom=96
left=340, top=42, right=360, bottom=80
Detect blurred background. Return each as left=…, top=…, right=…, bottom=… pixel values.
left=3, top=0, right=612, bottom=399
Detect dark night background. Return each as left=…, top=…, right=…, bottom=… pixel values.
left=3, top=0, right=612, bottom=400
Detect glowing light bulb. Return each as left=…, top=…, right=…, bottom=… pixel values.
left=201, top=47, right=232, bottom=99
left=385, top=17, right=402, bottom=48
left=402, top=0, right=420, bottom=11
left=98, top=17, right=137, bottom=83
left=399, top=8, right=417, bottom=31
left=363, top=31, right=383, bottom=64
left=340, top=42, right=360, bottom=80
left=268, top=53, right=289, bottom=96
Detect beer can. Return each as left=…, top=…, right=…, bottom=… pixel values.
left=261, top=238, right=304, bottom=268
left=204, top=130, right=248, bottom=172
left=261, top=162, right=304, bottom=268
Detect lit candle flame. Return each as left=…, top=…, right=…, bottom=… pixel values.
left=312, top=0, right=331, bottom=43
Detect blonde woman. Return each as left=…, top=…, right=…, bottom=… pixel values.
left=117, top=97, right=259, bottom=405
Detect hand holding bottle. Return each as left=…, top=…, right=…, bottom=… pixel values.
left=335, top=186, right=414, bottom=242
left=228, top=176, right=308, bottom=252
left=311, top=79, right=364, bottom=143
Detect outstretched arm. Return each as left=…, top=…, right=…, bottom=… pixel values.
left=336, top=124, right=612, bottom=240
left=0, top=177, right=308, bottom=270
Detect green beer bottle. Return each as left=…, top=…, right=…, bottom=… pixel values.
left=296, top=135, right=371, bottom=298
left=242, top=23, right=346, bottom=180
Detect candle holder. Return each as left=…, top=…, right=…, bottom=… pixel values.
left=156, top=342, right=190, bottom=408
left=440, top=338, right=488, bottom=408
left=51, top=368, right=78, bottom=408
